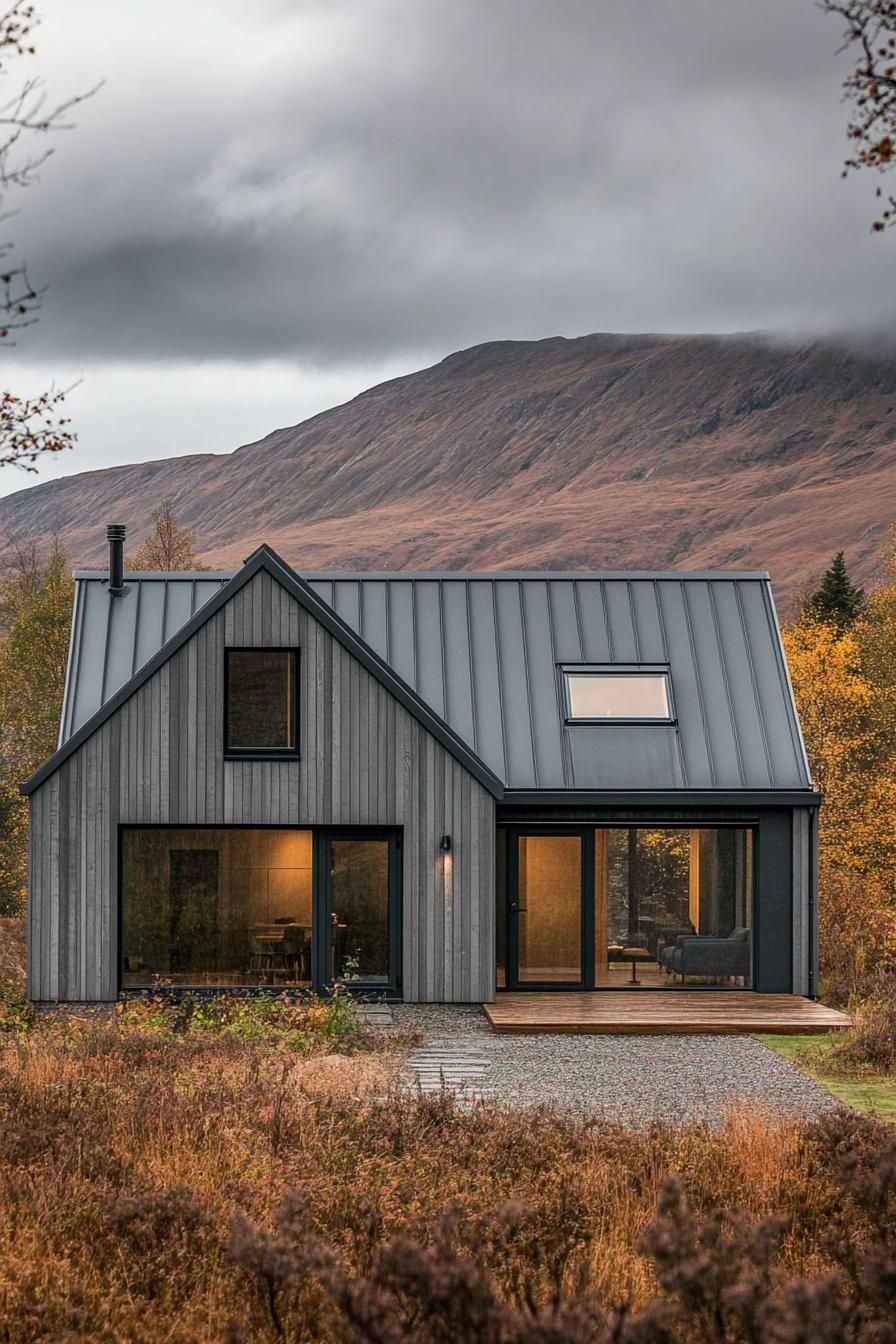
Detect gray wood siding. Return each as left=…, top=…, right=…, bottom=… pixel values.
left=29, top=571, right=495, bottom=1002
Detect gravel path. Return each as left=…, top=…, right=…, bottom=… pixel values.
left=386, top=1004, right=836, bottom=1127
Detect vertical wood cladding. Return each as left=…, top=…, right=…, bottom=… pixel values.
left=28, top=571, right=495, bottom=1002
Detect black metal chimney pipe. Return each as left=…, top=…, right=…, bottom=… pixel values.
left=107, top=523, right=126, bottom=594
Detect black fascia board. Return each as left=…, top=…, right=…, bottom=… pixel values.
left=500, top=789, right=823, bottom=808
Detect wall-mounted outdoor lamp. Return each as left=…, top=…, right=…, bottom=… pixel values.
left=439, top=834, right=452, bottom=853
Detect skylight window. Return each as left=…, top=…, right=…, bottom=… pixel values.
left=563, top=668, right=672, bottom=722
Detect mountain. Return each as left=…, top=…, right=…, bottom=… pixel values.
left=2, top=331, right=895, bottom=601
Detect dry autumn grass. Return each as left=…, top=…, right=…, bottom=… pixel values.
left=1, top=915, right=895, bottom=1342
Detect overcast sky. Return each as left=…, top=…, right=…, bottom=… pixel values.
left=0, top=0, right=885, bottom=498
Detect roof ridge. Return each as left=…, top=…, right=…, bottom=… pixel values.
left=71, top=568, right=775, bottom=582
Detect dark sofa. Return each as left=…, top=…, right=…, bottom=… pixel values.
left=660, top=927, right=751, bottom=983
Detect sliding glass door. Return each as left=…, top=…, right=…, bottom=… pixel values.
left=498, top=825, right=754, bottom=991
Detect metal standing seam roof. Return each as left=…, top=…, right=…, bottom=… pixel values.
left=58, top=562, right=813, bottom=794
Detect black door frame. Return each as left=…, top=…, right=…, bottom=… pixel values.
left=498, top=820, right=759, bottom=993
left=313, top=827, right=403, bottom=998
left=504, top=826, right=595, bottom=991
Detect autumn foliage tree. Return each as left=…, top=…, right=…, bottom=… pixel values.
left=0, top=502, right=201, bottom=915
left=784, top=535, right=896, bottom=998
left=0, top=540, right=72, bottom=913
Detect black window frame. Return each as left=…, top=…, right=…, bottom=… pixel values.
left=117, top=822, right=403, bottom=999
left=495, top=819, right=757, bottom=992
left=224, top=646, right=301, bottom=760
left=560, top=663, right=676, bottom=726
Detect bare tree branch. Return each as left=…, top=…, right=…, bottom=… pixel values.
left=0, top=384, right=77, bottom=470
left=0, top=5, right=99, bottom=470
left=821, top=1, right=896, bottom=230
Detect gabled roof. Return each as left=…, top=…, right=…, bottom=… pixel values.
left=38, top=554, right=815, bottom=798
left=21, top=546, right=503, bottom=798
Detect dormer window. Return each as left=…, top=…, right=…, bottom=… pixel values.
left=563, top=666, right=672, bottom=723
left=225, top=648, right=299, bottom=756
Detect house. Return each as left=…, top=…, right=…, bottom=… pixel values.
left=21, top=527, right=820, bottom=1003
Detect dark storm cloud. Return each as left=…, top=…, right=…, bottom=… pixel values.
left=10, top=0, right=884, bottom=365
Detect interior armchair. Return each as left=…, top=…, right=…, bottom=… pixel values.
left=660, top=927, right=751, bottom=983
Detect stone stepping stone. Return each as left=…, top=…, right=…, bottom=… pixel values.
left=404, top=1045, right=495, bottom=1101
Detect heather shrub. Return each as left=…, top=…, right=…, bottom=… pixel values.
left=112, top=983, right=373, bottom=1053
left=1, top=996, right=893, bottom=1344
left=221, top=1115, right=896, bottom=1344
left=829, top=979, right=896, bottom=1074
left=820, top=870, right=896, bottom=1005
left=0, top=975, right=894, bottom=1342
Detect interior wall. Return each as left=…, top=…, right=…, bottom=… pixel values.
left=517, top=835, right=582, bottom=980
left=121, top=827, right=313, bottom=980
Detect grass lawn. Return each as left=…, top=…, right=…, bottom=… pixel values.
left=756, top=1032, right=896, bottom=1121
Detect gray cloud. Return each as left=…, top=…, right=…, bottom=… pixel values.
left=6, top=0, right=890, bottom=370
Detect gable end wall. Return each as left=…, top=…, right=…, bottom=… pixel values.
left=28, top=570, right=495, bottom=1002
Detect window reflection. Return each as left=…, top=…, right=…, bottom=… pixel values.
left=329, top=839, right=390, bottom=983
left=597, top=828, right=753, bottom=987
left=121, top=828, right=313, bottom=987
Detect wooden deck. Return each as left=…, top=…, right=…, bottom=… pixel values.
left=483, top=992, right=851, bottom=1035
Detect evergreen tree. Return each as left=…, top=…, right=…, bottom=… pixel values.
left=805, top=552, right=865, bottom=631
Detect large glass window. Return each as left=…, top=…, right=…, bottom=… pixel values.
left=121, top=828, right=313, bottom=987
left=596, top=827, right=753, bottom=987
left=226, top=649, right=297, bottom=754
left=564, top=670, right=671, bottom=721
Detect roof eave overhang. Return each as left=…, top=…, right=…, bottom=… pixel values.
left=499, top=789, right=823, bottom=808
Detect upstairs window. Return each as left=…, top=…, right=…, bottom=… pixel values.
left=225, top=649, right=298, bottom=755
left=563, top=667, right=672, bottom=722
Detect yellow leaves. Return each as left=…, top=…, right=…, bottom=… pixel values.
left=0, top=542, right=73, bottom=914
left=783, top=610, right=896, bottom=885
left=782, top=619, right=876, bottom=791
left=784, top=581, right=896, bottom=991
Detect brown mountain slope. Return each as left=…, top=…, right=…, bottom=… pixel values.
left=1, top=331, right=895, bottom=600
